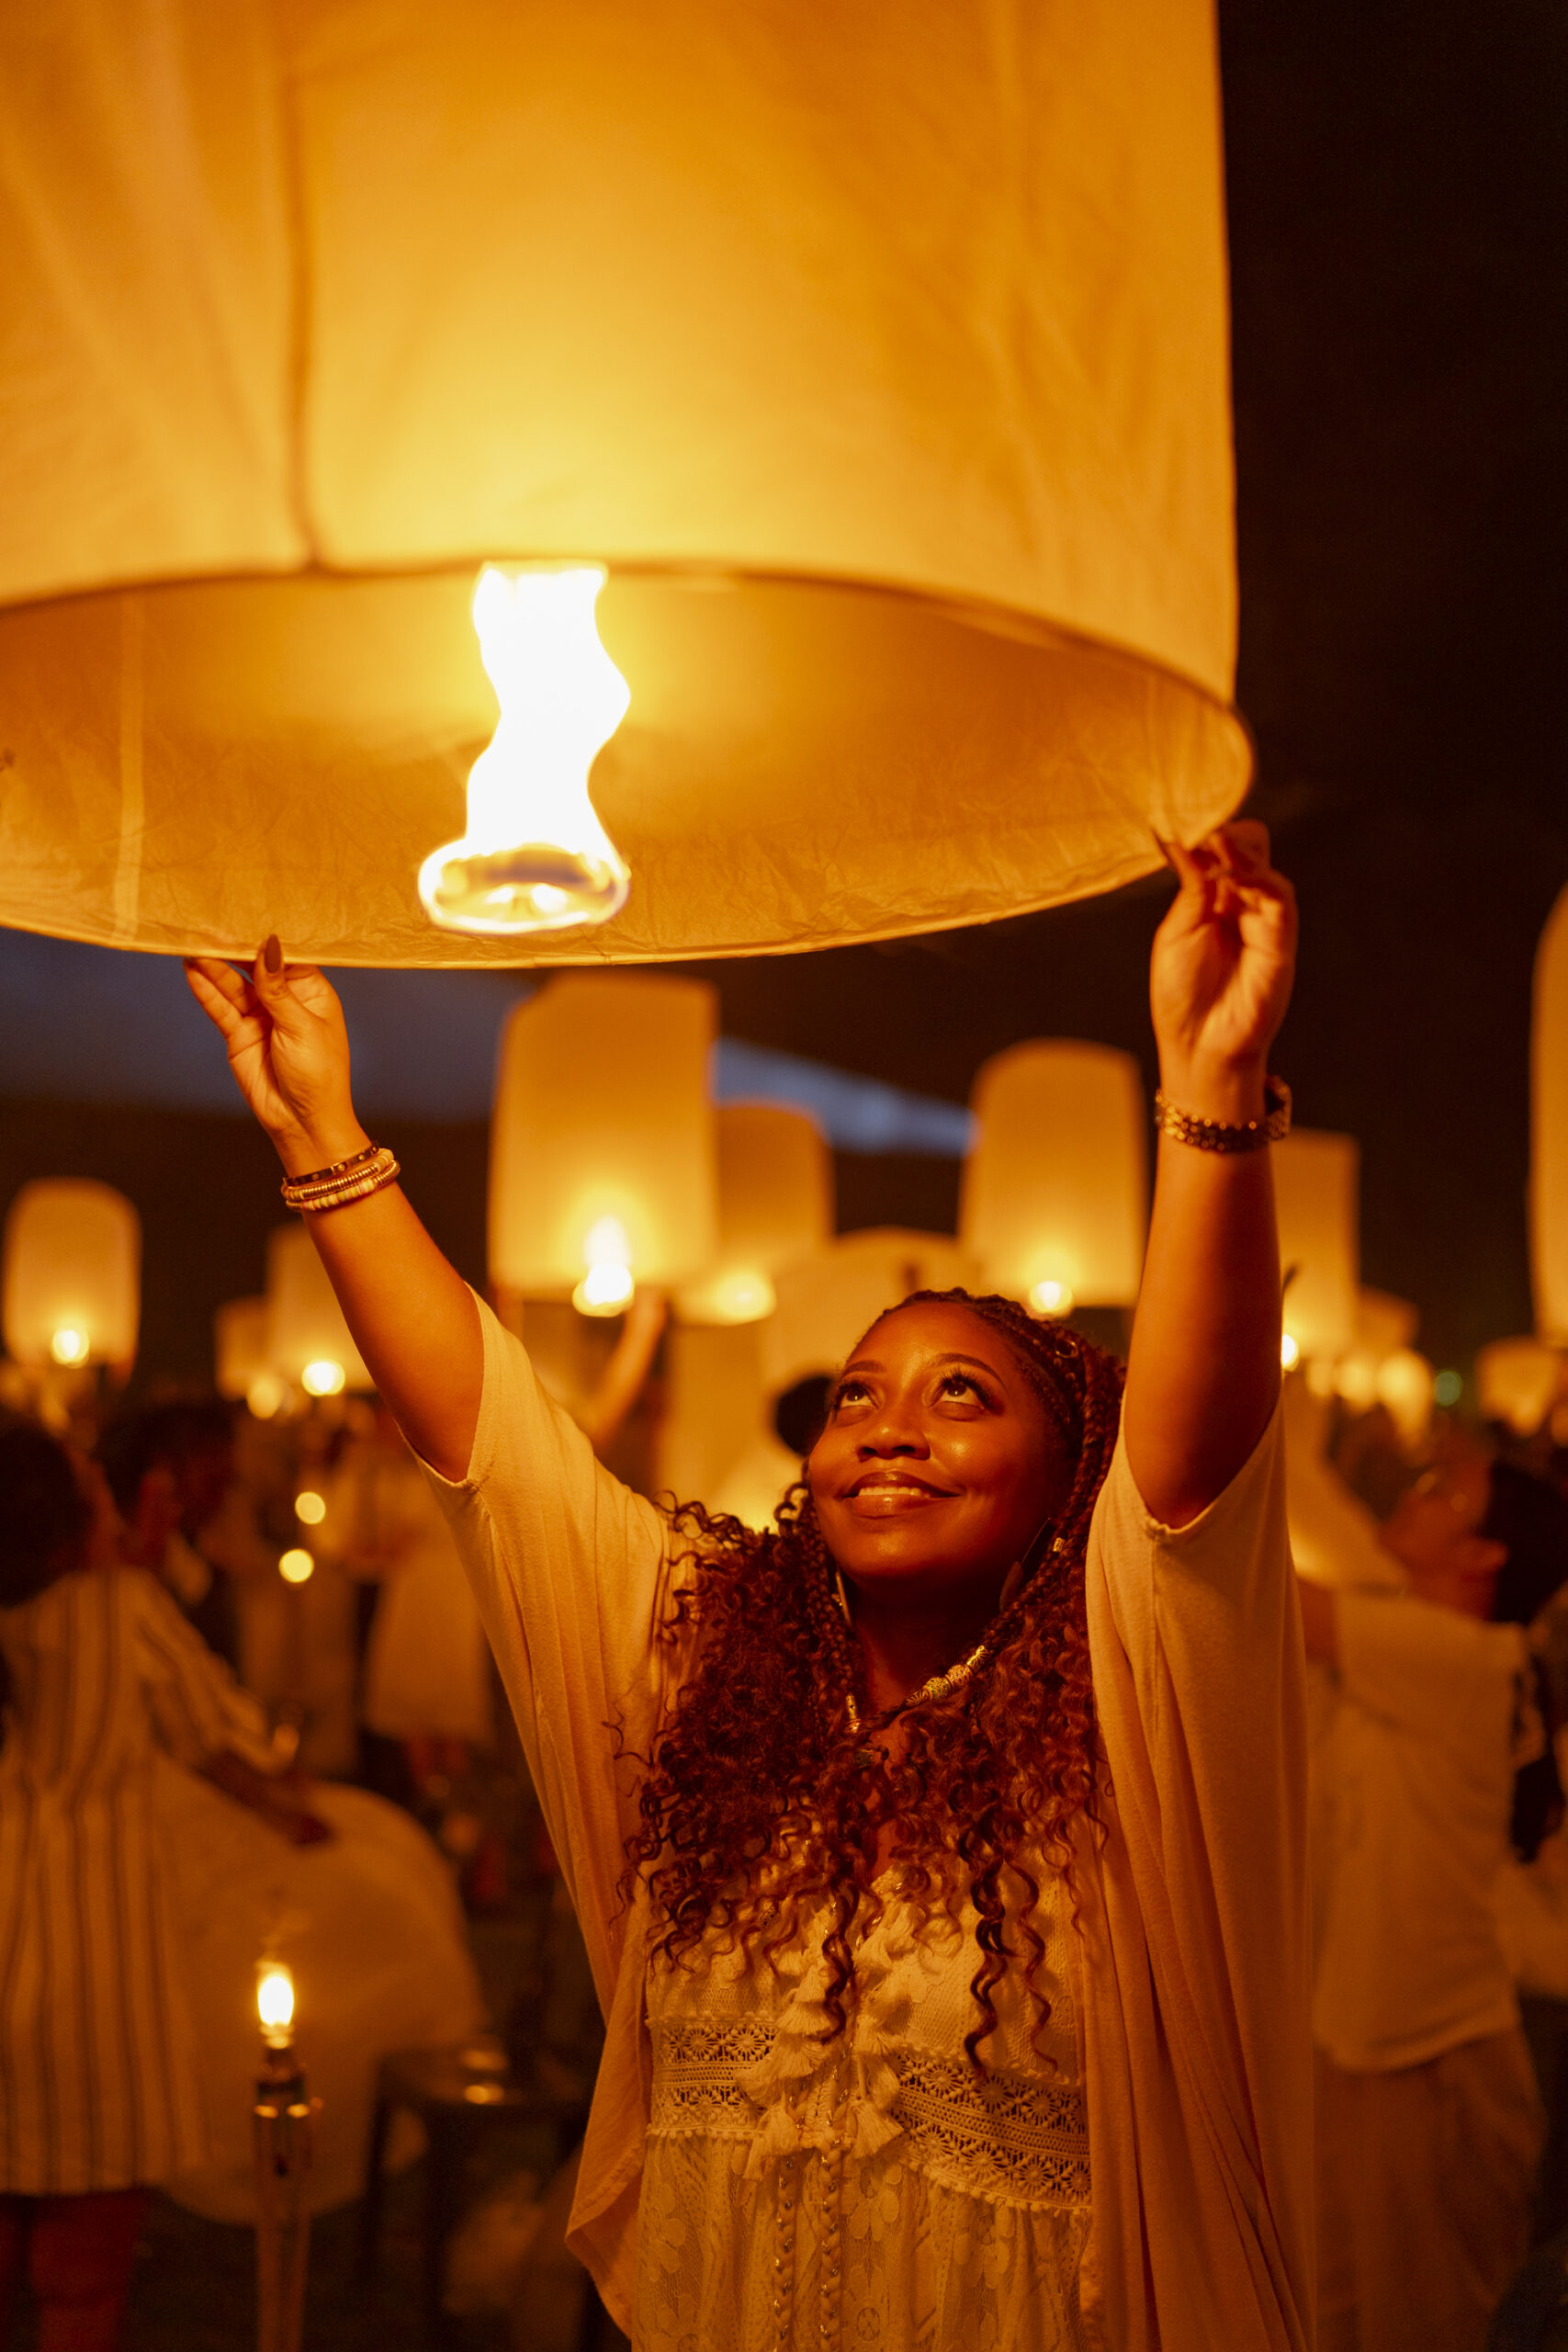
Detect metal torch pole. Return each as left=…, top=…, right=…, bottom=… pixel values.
left=254, top=2045, right=317, bottom=2352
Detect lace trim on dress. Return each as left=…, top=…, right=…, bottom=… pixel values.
left=649, top=2016, right=1090, bottom=2211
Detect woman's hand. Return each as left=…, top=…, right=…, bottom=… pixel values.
left=1149, top=821, right=1298, bottom=1119
left=184, top=939, right=369, bottom=1177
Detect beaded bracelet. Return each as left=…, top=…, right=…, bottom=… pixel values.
left=280, top=1144, right=400, bottom=1214
left=1153, top=1075, right=1292, bottom=1153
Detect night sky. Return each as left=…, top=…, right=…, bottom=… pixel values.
left=3, top=5, right=1562, bottom=1377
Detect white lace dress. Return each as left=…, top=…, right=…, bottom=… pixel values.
left=636, top=1878, right=1091, bottom=2352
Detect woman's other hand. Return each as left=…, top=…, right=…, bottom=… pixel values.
left=183, top=940, right=369, bottom=1177
left=1150, top=821, right=1297, bottom=1117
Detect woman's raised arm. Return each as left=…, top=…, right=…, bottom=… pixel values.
left=1122, top=822, right=1298, bottom=1527
left=185, top=941, right=482, bottom=1481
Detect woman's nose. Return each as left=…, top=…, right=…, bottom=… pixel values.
left=857, top=1401, right=929, bottom=1456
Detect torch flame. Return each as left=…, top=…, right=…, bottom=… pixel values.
left=257, top=1964, right=295, bottom=2045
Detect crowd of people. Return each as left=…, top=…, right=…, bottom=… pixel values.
left=1, top=823, right=1566, bottom=2351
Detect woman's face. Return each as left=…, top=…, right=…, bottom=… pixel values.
left=1381, top=1453, right=1505, bottom=1619
left=807, top=1302, right=1069, bottom=1604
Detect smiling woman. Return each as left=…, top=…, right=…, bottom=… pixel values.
left=183, top=822, right=1309, bottom=2352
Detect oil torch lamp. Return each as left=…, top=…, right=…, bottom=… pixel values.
left=254, top=1962, right=317, bottom=2352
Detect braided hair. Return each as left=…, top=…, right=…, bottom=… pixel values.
left=622, top=1289, right=1125, bottom=2068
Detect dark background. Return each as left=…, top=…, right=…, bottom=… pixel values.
left=3, top=1, right=1563, bottom=1385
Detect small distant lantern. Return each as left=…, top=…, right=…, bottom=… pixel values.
left=960, top=1043, right=1147, bottom=1316
left=1272, top=1131, right=1359, bottom=1364
left=1, top=1179, right=140, bottom=1369
left=489, top=976, right=716, bottom=1315
left=676, top=1104, right=832, bottom=1327
left=1532, top=886, right=1568, bottom=1344
left=1476, top=1337, right=1562, bottom=1438
left=763, top=1230, right=981, bottom=1396
left=265, top=1229, right=372, bottom=1396
left=1375, top=1350, right=1436, bottom=1447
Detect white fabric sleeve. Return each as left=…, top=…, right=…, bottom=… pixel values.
left=421, top=1295, right=673, bottom=2017
left=133, top=1572, right=277, bottom=1770
left=1336, top=1589, right=1525, bottom=1750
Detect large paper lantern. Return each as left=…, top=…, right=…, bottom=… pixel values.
left=1, top=1181, right=141, bottom=1369
left=0, top=0, right=1247, bottom=966
left=960, top=1043, right=1147, bottom=1315
left=763, top=1230, right=982, bottom=1396
left=1272, top=1131, right=1359, bottom=1364
left=265, top=1228, right=372, bottom=1396
left=676, top=1105, right=833, bottom=1327
left=489, top=976, right=716, bottom=1309
left=1533, top=886, right=1568, bottom=1343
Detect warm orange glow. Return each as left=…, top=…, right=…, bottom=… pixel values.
left=50, top=1325, right=89, bottom=1365
left=300, top=1359, right=344, bottom=1397
left=419, top=566, right=630, bottom=936
left=278, top=1548, right=314, bottom=1585
left=257, top=1964, right=295, bottom=2046
left=572, top=1216, right=637, bottom=1317
left=1028, top=1279, right=1074, bottom=1318
left=1280, top=1333, right=1301, bottom=1371
left=295, top=1490, right=326, bottom=1524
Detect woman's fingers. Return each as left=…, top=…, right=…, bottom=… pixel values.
left=183, top=956, right=258, bottom=1035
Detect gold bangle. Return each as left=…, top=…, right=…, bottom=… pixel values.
left=281, top=1147, right=400, bottom=1213
left=281, top=1140, right=382, bottom=1190
left=1153, top=1076, right=1292, bottom=1154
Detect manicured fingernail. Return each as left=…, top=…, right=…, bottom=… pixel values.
left=263, top=934, right=281, bottom=973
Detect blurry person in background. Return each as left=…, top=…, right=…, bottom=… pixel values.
left=1299, top=1446, right=1568, bottom=2352
left=96, top=1401, right=241, bottom=1667
left=0, top=1417, right=312, bottom=2352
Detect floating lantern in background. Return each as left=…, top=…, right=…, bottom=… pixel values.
left=1476, top=1338, right=1562, bottom=1438
left=764, top=1231, right=981, bottom=1398
left=265, top=1230, right=372, bottom=1396
left=489, top=977, right=716, bottom=1314
left=960, top=1043, right=1146, bottom=1317
left=1373, top=1349, right=1436, bottom=1448
left=1532, top=885, right=1568, bottom=1344
left=213, top=1295, right=286, bottom=1419
left=1272, top=1131, right=1359, bottom=1365
left=676, top=1104, right=832, bottom=1327
left=1, top=1179, right=140, bottom=1370
left=0, top=0, right=1247, bottom=967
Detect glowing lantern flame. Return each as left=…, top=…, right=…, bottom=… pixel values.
left=1028, top=1279, right=1073, bottom=1318
left=257, top=1964, right=295, bottom=2047
left=572, top=1216, right=636, bottom=1317
left=50, top=1325, right=89, bottom=1365
left=1280, top=1332, right=1301, bottom=1371
left=279, top=1548, right=315, bottom=1585
left=295, top=1491, right=326, bottom=1524
left=301, top=1359, right=344, bottom=1397
left=419, top=565, right=631, bottom=936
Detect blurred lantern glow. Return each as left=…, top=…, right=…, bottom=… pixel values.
left=417, top=566, right=630, bottom=935
left=1532, top=887, right=1568, bottom=1342
left=256, top=1964, right=294, bottom=2047
left=1433, top=1370, right=1463, bottom=1410
left=1375, top=1348, right=1436, bottom=1447
left=1476, top=1337, right=1562, bottom=1437
left=295, top=1490, right=326, bottom=1525
left=1272, top=1131, right=1359, bottom=1363
left=265, top=1228, right=372, bottom=1394
left=764, top=1230, right=982, bottom=1397
left=960, top=1044, right=1147, bottom=1312
left=677, top=1104, right=832, bottom=1328
left=490, top=978, right=716, bottom=1306
left=214, top=1295, right=268, bottom=1400
left=0, top=0, right=1247, bottom=967
left=278, top=1548, right=315, bottom=1585
left=2, top=1180, right=141, bottom=1369
left=1280, top=1333, right=1301, bottom=1373
left=1356, top=1288, right=1419, bottom=1359
left=247, top=1374, right=286, bottom=1420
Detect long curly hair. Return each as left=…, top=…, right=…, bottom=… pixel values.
left=622, top=1290, right=1124, bottom=2069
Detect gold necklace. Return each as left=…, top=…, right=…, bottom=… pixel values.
left=842, top=1637, right=990, bottom=1766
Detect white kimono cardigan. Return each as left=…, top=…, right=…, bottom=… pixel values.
left=427, top=1300, right=1314, bottom=2350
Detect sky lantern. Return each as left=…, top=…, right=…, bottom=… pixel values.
left=960, top=1043, right=1147, bottom=1317
left=1272, top=1131, right=1359, bottom=1366
left=763, top=1231, right=981, bottom=1397
left=0, top=0, right=1246, bottom=967
left=265, top=1228, right=372, bottom=1396
left=1476, top=1339, right=1562, bottom=1438
left=490, top=976, right=716, bottom=1312
left=1, top=1180, right=141, bottom=1370
left=1532, top=885, right=1568, bottom=1343
left=676, top=1105, right=833, bottom=1328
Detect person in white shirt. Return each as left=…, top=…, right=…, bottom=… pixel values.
left=1299, top=1447, right=1568, bottom=2352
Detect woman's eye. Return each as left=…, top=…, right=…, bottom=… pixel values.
left=938, top=1372, right=988, bottom=1404
left=832, top=1378, right=870, bottom=1410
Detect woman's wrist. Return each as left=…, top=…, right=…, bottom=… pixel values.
left=1153, top=1051, right=1269, bottom=1129
left=272, top=1114, right=373, bottom=1181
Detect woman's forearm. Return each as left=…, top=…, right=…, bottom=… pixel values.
left=1123, top=1054, right=1281, bottom=1527
left=305, top=1183, right=483, bottom=1481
